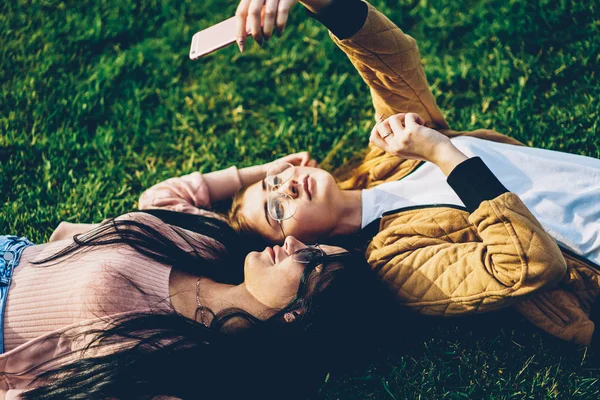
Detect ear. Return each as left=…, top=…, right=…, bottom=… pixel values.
left=283, top=310, right=304, bottom=323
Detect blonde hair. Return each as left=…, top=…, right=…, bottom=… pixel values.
left=228, top=185, right=254, bottom=234
left=332, top=147, right=386, bottom=191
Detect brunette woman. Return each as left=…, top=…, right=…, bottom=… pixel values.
left=0, top=209, right=375, bottom=399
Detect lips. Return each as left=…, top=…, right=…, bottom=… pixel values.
left=274, top=245, right=287, bottom=264
left=265, top=247, right=275, bottom=263
left=303, top=176, right=312, bottom=201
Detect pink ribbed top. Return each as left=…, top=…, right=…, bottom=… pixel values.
left=3, top=241, right=172, bottom=352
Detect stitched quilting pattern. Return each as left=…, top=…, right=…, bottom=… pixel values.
left=366, top=194, right=567, bottom=316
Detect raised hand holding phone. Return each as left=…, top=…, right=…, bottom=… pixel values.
left=235, top=0, right=298, bottom=51
left=189, top=0, right=333, bottom=59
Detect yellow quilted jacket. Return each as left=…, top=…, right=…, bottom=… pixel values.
left=332, top=1, right=600, bottom=345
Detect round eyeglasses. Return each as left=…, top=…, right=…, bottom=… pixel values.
left=266, top=162, right=295, bottom=187
left=265, top=162, right=297, bottom=239
left=291, top=244, right=324, bottom=264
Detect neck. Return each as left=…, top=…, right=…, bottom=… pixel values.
left=170, top=271, right=272, bottom=325
left=329, top=189, right=363, bottom=237
left=199, top=280, right=273, bottom=322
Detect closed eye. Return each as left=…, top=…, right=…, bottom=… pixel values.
left=264, top=200, right=273, bottom=228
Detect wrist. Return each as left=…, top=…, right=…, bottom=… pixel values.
left=429, top=142, right=469, bottom=176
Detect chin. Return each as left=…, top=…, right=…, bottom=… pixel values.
left=244, top=252, right=259, bottom=266
left=314, top=170, right=337, bottom=197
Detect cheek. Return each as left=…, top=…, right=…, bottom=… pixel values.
left=261, top=270, right=303, bottom=308
left=244, top=254, right=263, bottom=283
left=275, top=267, right=304, bottom=301
left=288, top=207, right=335, bottom=242
left=315, top=171, right=337, bottom=194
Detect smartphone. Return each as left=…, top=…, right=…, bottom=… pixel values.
left=190, top=16, right=251, bottom=60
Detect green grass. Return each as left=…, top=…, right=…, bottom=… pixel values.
left=1, top=0, right=599, bottom=398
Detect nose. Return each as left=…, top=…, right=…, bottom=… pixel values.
left=284, top=236, right=306, bottom=254
left=278, top=179, right=299, bottom=199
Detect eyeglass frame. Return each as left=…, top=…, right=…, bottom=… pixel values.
left=265, top=163, right=298, bottom=240
left=291, top=244, right=324, bottom=264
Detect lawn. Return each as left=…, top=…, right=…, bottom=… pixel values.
left=1, top=0, right=599, bottom=398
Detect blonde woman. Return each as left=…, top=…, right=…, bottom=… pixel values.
left=142, top=0, right=600, bottom=347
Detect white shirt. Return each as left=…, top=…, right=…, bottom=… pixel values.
left=361, top=136, right=600, bottom=265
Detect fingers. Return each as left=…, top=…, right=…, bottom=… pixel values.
left=276, top=0, right=294, bottom=35
left=404, top=113, right=425, bottom=128
left=299, top=151, right=310, bottom=166
left=388, top=114, right=406, bottom=134
left=376, top=119, right=395, bottom=140
left=248, top=0, right=265, bottom=45
left=235, top=0, right=252, bottom=52
left=278, top=151, right=309, bottom=166
left=404, top=113, right=417, bottom=128
left=262, top=0, right=279, bottom=40
left=369, top=125, right=388, bottom=150
left=290, top=152, right=318, bottom=168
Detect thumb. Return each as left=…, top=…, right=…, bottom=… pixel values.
left=307, top=159, right=319, bottom=168
left=299, top=152, right=311, bottom=166
left=406, top=113, right=425, bottom=127
left=404, top=113, right=418, bottom=128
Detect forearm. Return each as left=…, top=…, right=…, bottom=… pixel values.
left=426, top=140, right=511, bottom=212
left=445, top=155, right=510, bottom=213
left=202, top=164, right=266, bottom=202
left=237, top=164, right=268, bottom=187
left=303, top=0, right=368, bottom=39
left=313, top=1, right=449, bottom=129
left=430, top=143, right=469, bottom=177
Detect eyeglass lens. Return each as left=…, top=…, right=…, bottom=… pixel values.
left=267, top=192, right=297, bottom=220
left=292, top=247, right=324, bottom=263
left=266, top=162, right=295, bottom=188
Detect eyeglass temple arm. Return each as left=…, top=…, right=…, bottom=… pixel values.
left=277, top=221, right=286, bottom=241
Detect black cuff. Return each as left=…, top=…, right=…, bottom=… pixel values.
left=305, top=0, right=368, bottom=40
left=446, top=157, right=509, bottom=213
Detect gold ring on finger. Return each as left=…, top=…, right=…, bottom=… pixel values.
left=381, top=131, right=393, bottom=139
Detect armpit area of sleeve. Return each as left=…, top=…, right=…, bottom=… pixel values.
left=446, top=157, right=509, bottom=213
left=305, top=0, right=368, bottom=40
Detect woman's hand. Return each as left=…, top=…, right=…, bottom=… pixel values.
left=237, top=152, right=317, bottom=188
left=235, top=0, right=299, bottom=50
left=234, top=0, right=334, bottom=51
left=370, top=113, right=468, bottom=175
left=270, top=151, right=319, bottom=168
left=370, top=113, right=452, bottom=162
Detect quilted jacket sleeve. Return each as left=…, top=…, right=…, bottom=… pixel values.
left=327, top=1, right=449, bottom=130
left=367, top=192, right=568, bottom=316
left=367, top=192, right=567, bottom=316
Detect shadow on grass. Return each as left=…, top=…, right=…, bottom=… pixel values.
left=319, top=307, right=599, bottom=399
